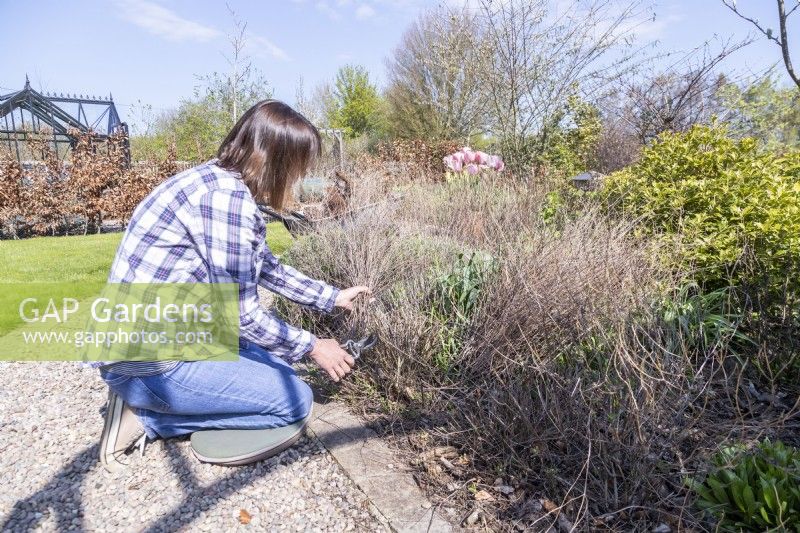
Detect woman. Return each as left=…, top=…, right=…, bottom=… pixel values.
left=98, top=100, right=368, bottom=472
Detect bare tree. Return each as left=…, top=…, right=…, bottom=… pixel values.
left=294, top=77, right=336, bottom=128
left=223, top=4, right=250, bottom=124
left=384, top=6, right=487, bottom=140
left=722, top=0, right=800, bottom=89
left=476, top=0, right=644, bottom=176
left=614, top=38, right=751, bottom=143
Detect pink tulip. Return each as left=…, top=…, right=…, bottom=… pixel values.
left=466, top=163, right=479, bottom=175
left=462, top=147, right=476, bottom=164
left=475, top=151, right=489, bottom=165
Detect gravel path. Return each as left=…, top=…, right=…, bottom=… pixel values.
left=0, top=362, right=382, bottom=532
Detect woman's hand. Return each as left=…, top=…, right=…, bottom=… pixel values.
left=309, top=338, right=355, bottom=382
left=334, top=286, right=371, bottom=311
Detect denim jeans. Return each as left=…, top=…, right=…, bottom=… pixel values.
left=100, top=340, right=314, bottom=439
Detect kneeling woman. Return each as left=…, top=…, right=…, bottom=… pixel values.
left=98, top=100, right=367, bottom=471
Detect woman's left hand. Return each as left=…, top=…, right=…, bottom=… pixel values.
left=334, top=286, right=371, bottom=311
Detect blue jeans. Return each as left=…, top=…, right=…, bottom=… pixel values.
left=100, top=340, right=313, bottom=439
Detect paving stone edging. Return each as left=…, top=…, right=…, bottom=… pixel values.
left=308, top=401, right=453, bottom=533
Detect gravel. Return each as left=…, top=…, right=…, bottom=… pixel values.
left=0, top=362, right=382, bottom=532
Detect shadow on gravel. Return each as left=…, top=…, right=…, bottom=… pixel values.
left=1, top=444, right=98, bottom=532
left=0, top=418, right=373, bottom=532
left=2, top=362, right=381, bottom=532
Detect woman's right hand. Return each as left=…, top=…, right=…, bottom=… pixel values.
left=309, top=338, right=355, bottom=382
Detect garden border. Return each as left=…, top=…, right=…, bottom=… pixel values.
left=308, top=401, right=453, bottom=533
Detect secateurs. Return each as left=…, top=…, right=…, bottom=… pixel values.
left=340, top=334, right=378, bottom=361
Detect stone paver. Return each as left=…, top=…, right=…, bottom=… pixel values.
left=309, top=402, right=452, bottom=533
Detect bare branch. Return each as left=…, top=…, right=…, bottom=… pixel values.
left=721, top=0, right=800, bottom=88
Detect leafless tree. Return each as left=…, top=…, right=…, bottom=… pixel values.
left=476, top=0, right=645, bottom=176
left=722, top=0, right=800, bottom=89
left=384, top=6, right=487, bottom=140
left=223, top=4, right=250, bottom=124
left=613, top=38, right=751, bottom=143
left=294, top=77, right=336, bottom=128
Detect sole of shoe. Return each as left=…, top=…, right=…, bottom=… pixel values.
left=99, top=390, right=125, bottom=472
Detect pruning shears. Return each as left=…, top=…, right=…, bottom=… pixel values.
left=340, top=334, right=378, bottom=361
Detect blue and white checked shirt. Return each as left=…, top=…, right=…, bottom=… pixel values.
left=102, top=159, right=338, bottom=375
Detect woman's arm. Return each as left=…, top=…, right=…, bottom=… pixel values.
left=198, top=189, right=316, bottom=361
left=258, top=234, right=371, bottom=312
left=258, top=252, right=340, bottom=313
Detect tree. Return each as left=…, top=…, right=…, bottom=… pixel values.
left=615, top=39, right=750, bottom=144
left=722, top=0, right=800, bottom=89
left=476, top=0, right=642, bottom=176
left=327, top=65, right=383, bottom=138
left=129, top=7, right=272, bottom=161
left=385, top=7, right=487, bottom=141
left=718, top=74, right=800, bottom=150
left=295, top=76, right=336, bottom=128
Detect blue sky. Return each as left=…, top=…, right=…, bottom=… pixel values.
left=1, top=0, right=796, bottom=129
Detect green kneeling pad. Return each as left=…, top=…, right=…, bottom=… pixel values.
left=190, top=415, right=310, bottom=466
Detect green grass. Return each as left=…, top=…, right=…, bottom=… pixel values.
left=0, top=233, right=122, bottom=283
left=0, top=222, right=294, bottom=336
left=265, top=222, right=294, bottom=256
left=0, top=222, right=294, bottom=284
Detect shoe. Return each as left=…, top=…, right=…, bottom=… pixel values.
left=99, top=390, right=146, bottom=472
left=190, top=407, right=312, bottom=466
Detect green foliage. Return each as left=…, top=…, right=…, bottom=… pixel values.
left=327, top=65, right=384, bottom=139
left=693, top=439, right=800, bottom=531
left=660, top=282, right=751, bottom=355
left=428, top=251, right=497, bottom=371
left=540, top=191, right=563, bottom=226
left=539, top=95, right=602, bottom=176
left=604, top=126, right=800, bottom=301
left=719, top=76, right=800, bottom=152
left=433, top=251, right=497, bottom=322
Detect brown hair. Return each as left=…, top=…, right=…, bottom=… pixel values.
left=217, top=100, right=321, bottom=208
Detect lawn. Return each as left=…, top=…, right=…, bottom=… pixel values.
left=0, top=222, right=294, bottom=336
left=0, top=222, right=294, bottom=284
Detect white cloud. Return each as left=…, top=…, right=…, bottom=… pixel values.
left=249, top=34, right=291, bottom=62
left=355, top=3, right=376, bottom=19
left=630, top=13, right=682, bottom=40
left=316, top=1, right=341, bottom=20
left=115, top=0, right=220, bottom=42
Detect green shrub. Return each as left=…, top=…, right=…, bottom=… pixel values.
left=693, top=439, right=800, bottom=531
left=603, top=126, right=800, bottom=301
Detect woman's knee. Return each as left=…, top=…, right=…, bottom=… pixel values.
left=292, top=379, right=314, bottom=420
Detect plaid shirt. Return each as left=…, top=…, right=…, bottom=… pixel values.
left=107, top=159, right=338, bottom=364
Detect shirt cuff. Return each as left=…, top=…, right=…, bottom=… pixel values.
left=317, top=285, right=339, bottom=313
left=286, top=330, right=316, bottom=362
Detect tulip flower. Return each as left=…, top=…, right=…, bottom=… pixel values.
left=462, top=148, right=476, bottom=164
left=443, top=147, right=504, bottom=178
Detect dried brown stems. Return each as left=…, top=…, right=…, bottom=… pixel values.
left=282, top=162, right=797, bottom=530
